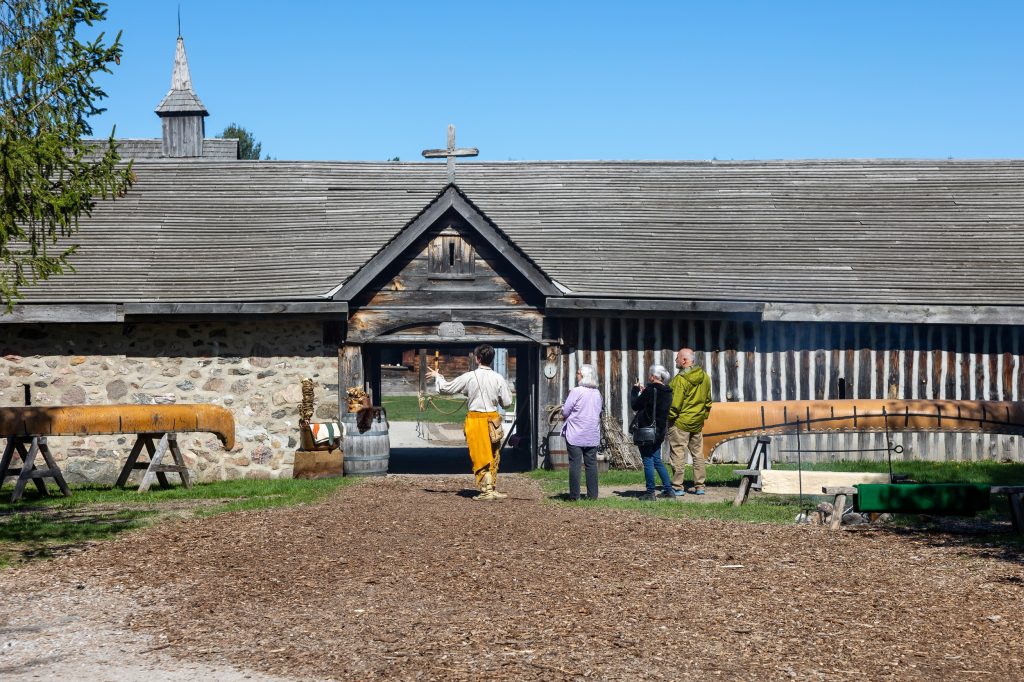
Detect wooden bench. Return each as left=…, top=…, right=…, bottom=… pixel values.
left=823, top=484, right=1024, bottom=533
left=733, top=468, right=895, bottom=506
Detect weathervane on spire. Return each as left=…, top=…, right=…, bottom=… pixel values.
left=422, top=124, right=478, bottom=184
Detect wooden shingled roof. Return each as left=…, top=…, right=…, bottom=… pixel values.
left=14, top=158, right=1024, bottom=314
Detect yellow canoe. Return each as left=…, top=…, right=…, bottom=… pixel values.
left=0, top=404, right=235, bottom=450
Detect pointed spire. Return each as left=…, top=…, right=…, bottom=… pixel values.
left=155, top=35, right=208, bottom=115
left=156, top=32, right=208, bottom=157
left=170, top=36, right=192, bottom=91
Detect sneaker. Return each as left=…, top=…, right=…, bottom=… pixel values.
left=490, top=490, right=509, bottom=499
left=660, top=489, right=683, bottom=498
left=639, top=492, right=657, bottom=501
left=694, top=489, right=706, bottom=496
left=473, top=490, right=501, bottom=501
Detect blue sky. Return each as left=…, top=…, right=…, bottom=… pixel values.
left=87, top=1, right=1024, bottom=161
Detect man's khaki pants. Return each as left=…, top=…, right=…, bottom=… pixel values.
left=667, top=426, right=704, bottom=492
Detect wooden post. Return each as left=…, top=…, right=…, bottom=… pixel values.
left=1009, top=493, right=1024, bottom=534
left=831, top=493, right=847, bottom=530
left=419, top=348, right=427, bottom=395
left=823, top=486, right=858, bottom=530
left=518, top=344, right=540, bottom=469
left=339, top=344, right=365, bottom=414
left=733, top=475, right=754, bottom=507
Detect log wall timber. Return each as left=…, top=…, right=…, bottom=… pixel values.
left=556, top=317, right=1024, bottom=462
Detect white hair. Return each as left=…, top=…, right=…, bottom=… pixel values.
left=649, top=364, right=671, bottom=383
left=577, top=364, right=599, bottom=388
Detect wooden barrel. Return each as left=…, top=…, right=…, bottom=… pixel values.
left=342, top=410, right=390, bottom=476
left=547, top=424, right=568, bottom=470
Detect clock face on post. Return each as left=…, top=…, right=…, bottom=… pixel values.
left=543, top=363, right=558, bottom=379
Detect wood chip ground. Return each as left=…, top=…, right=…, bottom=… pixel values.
left=2, top=474, right=1023, bottom=680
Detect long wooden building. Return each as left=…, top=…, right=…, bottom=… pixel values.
left=3, top=39, right=1024, bottom=480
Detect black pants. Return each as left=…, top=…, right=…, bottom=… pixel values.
left=567, top=441, right=599, bottom=500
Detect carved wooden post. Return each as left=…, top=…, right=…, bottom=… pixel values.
left=339, top=344, right=365, bottom=415
left=535, top=317, right=565, bottom=468
left=538, top=344, right=562, bottom=431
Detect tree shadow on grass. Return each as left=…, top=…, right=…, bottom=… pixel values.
left=0, top=507, right=156, bottom=566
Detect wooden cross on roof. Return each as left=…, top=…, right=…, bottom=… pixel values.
left=421, top=124, right=478, bottom=184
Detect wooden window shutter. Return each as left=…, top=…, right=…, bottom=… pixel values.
left=428, top=229, right=476, bottom=277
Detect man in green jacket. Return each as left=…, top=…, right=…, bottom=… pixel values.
left=666, top=348, right=713, bottom=495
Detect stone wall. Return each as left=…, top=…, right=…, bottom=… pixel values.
left=0, top=319, right=338, bottom=483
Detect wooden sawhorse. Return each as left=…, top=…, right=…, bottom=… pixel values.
left=115, top=433, right=192, bottom=493
left=732, top=436, right=772, bottom=506
left=0, top=436, right=72, bottom=503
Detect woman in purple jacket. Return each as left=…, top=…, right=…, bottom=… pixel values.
left=562, top=364, right=603, bottom=500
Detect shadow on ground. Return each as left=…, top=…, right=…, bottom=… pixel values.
left=387, top=447, right=531, bottom=475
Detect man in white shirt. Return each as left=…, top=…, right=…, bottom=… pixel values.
left=427, top=344, right=513, bottom=501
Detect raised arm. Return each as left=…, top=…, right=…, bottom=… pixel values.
left=434, top=371, right=471, bottom=396
left=630, top=385, right=647, bottom=411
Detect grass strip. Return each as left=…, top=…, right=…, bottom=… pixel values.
left=382, top=395, right=471, bottom=422
left=527, top=466, right=804, bottom=524
left=527, top=460, right=1024, bottom=527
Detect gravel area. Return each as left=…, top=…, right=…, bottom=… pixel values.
left=2, top=474, right=1023, bottom=680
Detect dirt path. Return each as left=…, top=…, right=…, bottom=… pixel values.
left=2, top=474, right=1023, bottom=680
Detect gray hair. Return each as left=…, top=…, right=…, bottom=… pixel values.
left=577, top=364, right=599, bottom=388
left=649, top=364, right=671, bottom=383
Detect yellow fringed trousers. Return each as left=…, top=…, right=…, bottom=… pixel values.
left=464, top=411, right=501, bottom=491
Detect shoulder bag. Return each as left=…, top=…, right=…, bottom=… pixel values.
left=629, top=387, right=658, bottom=446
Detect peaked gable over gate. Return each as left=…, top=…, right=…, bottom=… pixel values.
left=339, top=186, right=560, bottom=344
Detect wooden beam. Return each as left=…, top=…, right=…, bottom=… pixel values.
left=124, top=302, right=348, bottom=316
left=545, top=297, right=763, bottom=317
left=763, top=303, right=1024, bottom=325
left=0, top=304, right=122, bottom=324
left=371, top=334, right=532, bottom=345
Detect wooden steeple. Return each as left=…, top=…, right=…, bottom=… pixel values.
left=155, top=35, right=209, bottom=157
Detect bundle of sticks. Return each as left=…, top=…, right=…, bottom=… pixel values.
left=299, top=378, right=315, bottom=422
left=601, top=414, right=642, bottom=470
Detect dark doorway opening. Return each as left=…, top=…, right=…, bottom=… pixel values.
left=365, top=343, right=538, bottom=475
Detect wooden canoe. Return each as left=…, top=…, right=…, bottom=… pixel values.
left=0, top=404, right=235, bottom=450
left=703, top=399, right=1024, bottom=458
